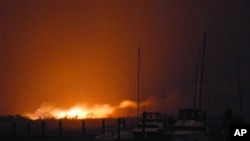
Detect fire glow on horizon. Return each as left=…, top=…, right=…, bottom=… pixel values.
left=24, top=100, right=138, bottom=120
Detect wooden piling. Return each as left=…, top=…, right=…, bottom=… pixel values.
left=142, top=111, right=146, bottom=140
left=42, top=120, right=45, bottom=137
left=82, top=120, right=85, bottom=136
left=27, top=122, right=31, bottom=137
left=122, top=118, right=126, bottom=129
left=59, top=120, right=62, bottom=136
left=117, top=118, right=121, bottom=140
left=12, top=122, right=16, bottom=137
left=102, top=119, right=105, bottom=134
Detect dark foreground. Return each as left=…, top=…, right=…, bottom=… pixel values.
left=1, top=137, right=224, bottom=141
left=0, top=116, right=225, bottom=141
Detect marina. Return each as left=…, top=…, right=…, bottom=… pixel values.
left=0, top=115, right=225, bottom=141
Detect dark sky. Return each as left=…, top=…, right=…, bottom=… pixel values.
left=1, top=0, right=250, bottom=120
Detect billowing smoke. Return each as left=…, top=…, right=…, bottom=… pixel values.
left=143, top=88, right=194, bottom=115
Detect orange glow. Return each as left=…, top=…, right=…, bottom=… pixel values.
left=25, top=100, right=137, bottom=120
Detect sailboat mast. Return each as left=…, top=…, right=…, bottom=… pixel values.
left=198, top=32, right=206, bottom=110
left=194, top=46, right=201, bottom=109
left=236, top=55, right=244, bottom=118
left=137, top=48, right=141, bottom=120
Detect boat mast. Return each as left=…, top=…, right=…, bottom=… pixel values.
left=198, top=33, right=206, bottom=110
left=137, top=48, right=141, bottom=121
left=195, top=33, right=206, bottom=110
left=236, top=53, right=244, bottom=118
left=194, top=46, right=201, bottom=109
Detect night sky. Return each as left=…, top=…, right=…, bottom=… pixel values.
left=1, top=0, right=250, bottom=121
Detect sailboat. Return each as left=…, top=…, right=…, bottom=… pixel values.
left=131, top=48, right=166, bottom=138
left=95, top=125, right=134, bottom=140
left=171, top=33, right=211, bottom=141
left=132, top=111, right=165, bottom=138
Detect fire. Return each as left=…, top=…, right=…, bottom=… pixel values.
left=25, top=100, right=137, bottom=120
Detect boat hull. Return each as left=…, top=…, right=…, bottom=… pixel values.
left=171, top=133, right=211, bottom=141
left=132, top=129, right=164, bottom=138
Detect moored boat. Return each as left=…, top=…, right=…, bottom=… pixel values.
left=132, top=111, right=165, bottom=138
left=171, top=109, right=210, bottom=141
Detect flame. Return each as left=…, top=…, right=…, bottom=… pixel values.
left=25, top=100, right=137, bottom=120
